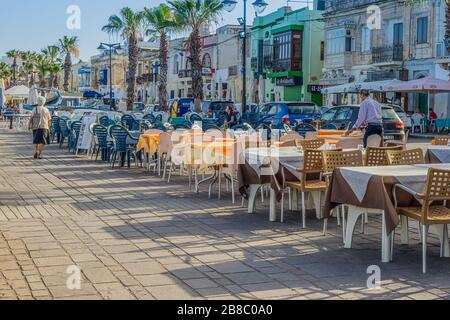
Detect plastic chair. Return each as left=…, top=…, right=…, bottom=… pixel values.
left=50, top=116, right=60, bottom=143
left=321, top=123, right=338, bottom=130
left=143, top=114, right=156, bottom=123
left=190, top=113, right=203, bottom=123
left=92, top=124, right=112, bottom=162
left=58, top=117, right=70, bottom=148
left=109, top=125, right=137, bottom=168
left=69, top=121, right=82, bottom=153
left=295, top=123, right=317, bottom=137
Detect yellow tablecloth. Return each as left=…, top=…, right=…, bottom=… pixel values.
left=137, top=134, right=161, bottom=155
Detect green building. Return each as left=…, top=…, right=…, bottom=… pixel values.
left=251, top=6, right=325, bottom=106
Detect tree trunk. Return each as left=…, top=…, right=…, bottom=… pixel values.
left=188, top=28, right=204, bottom=113
left=127, top=34, right=139, bottom=111
left=159, top=32, right=169, bottom=112
left=63, top=53, right=71, bottom=92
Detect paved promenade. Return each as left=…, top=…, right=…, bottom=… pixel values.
left=0, top=128, right=449, bottom=300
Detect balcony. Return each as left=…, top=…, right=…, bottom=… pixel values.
left=325, top=0, right=380, bottom=14
left=271, top=58, right=302, bottom=74
left=178, top=69, right=213, bottom=78
left=136, top=73, right=154, bottom=85
left=371, top=44, right=404, bottom=65
left=366, top=69, right=408, bottom=82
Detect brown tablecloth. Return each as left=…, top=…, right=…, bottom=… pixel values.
left=323, top=169, right=420, bottom=234
left=425, top=148, right=450, bottom=164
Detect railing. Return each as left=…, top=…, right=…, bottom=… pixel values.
left=271, top=58, right=302, bottom=73
left=325, top=0, right=380, bottom=13
left=366, top=69, right=408, bottom=82
left=178, top=69, right=212, bottom=78
left=436, top=41, right=450, bottom=58
left=371, top=44, right=403, bottom=64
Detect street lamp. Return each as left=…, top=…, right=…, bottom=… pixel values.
left=222, top=0, right=268, bottom=113
left=97, top=42, right=122, bottom=110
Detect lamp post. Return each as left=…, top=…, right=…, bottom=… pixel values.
left=98, top=42, right=122, bottom=110
left=222, top=0, right=268, bottom=113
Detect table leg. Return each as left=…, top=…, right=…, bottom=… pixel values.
left=430, top=225, right=450, bottom=258
left=381, top=211, right=392, bottom=263
left=247, top=184, right=261, bottom=214
left=269, top=188, right=276, bottom=222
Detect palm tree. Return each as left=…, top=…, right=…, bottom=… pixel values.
left=58, top=36, right=79, bottom=92
left=103, top=7, right=146, bottom=111
left=6, top=49, right=22, bottom=85
left=145, top=4, right=179, bottom=111
left=35, top=54, right=51, bottom=87
left=42, top=46, right=62, bottom=88
left=169, top=0, right=223, bottom=112
left=21, top=51, right=38, bottom=87
left=0, top=62, right=12, bottom=82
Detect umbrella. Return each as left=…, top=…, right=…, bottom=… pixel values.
left=5, top=85, right=30, bottom=99
left=321, top=82, right=363, bottom=94
left=384, top=76, right=450, bottom=92
left=28, top=86, right=38, bottom=105
left=384, top=76, right=450, bottom=115
left=360, top=79, right=403, bottom=92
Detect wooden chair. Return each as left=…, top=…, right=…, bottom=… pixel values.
left=386, top=148, right=425, bottom=165
left=295, top=138, right=326, bottom=150
left=322, top=150, right=363, bottom=237
left=281, top=149, right=327, bottom=228
left=365, top=145, right=404, bottom=166
left=431, top=136, right=449, bottom=146
left=393, top=168, right=450, bottom=273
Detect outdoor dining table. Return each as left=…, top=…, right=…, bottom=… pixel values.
left=136, top=133, right=161, bottom=156
left=238, top=146, right=323, bottom=222
left=324, top=163, right=450, bottom=263
left=425, top=145, right=450, bottom=163
left=189, top=139, right=238, bottom=197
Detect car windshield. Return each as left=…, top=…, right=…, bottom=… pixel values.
left=321, top=108, right=337, bottom=121
left=211, top=102, right=232, bottom=111
left=286, top=103, right=316, bottom=114
left=260, top=104, right=279, bottom=116
left=382, top=108, right=401, bottom=121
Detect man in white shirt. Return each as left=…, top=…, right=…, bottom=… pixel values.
left=346, top=90, right=383, bottom=147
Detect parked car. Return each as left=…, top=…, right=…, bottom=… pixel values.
left=257, top=102, right=321, bottom=126
left=202, top=100, right=234, bottom=115
left=320, top=105, right=406, bottom=142
left=169, top=98, right=194, bottom=117
left=390, top=105, right=412, bottom=129
left=133, top=102, right=145, bottom=113
left=143, top=104, right=161, bottom=114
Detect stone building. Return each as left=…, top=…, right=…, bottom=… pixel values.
left=321, top=0, right=449, bottom=117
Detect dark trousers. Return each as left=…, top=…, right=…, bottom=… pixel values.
left=364, top=124, right=383, bottom=148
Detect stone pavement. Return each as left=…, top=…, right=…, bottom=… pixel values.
left=0, top=128, right=449, bottom=300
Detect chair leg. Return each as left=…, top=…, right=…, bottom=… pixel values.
left=231, top=178, right=235, bottom=204
left=440, top=224, right=449, bottom=258
left=400, top=215, right=409, bottom=245
left=301, top=192, right=306, bottom=229
left=422, top=225, right=429, bottom=274
left=341, top=205, right=346, bottom=243
left=323, top=218, right=328, bottom=235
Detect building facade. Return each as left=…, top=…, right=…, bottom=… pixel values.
left=251, top=6, right=325, bottom=105
left=321, top=0, right=449, bottom=117
left=69, top=60, right=91, bottom=93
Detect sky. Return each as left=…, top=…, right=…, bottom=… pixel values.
left=0, top=0, right=313, bottom=61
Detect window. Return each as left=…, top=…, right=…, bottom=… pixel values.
left=345, top=30, right=353, bottom=52
left=173, top=54, right=179, bottom=74
left=260, top=104, right=280, bottom=116
left=273, top=32, right=291, bottom=61
left=287, top=103, right=317, bottom=115
left=202, top=53, right=211, bottom=68
left=417, top=17, right=428, bottom=44
left=320, top=41, right=324, bottom=61
left=326, top=28, right=345, bottom=54
left=321, top=108, right=337, bottom=121
left=361, top=27, right=371, bottom=52
left=335, top=107, right=352, bottom=121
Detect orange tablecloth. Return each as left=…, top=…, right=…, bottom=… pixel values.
left=137, top=134, right=161, bottom=155
left=317, top=129, right=347, bottom=136
left=189, top=140, right=238, bottom=166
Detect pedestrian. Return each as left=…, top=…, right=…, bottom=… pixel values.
left=429, top=108, right=437, bottom=121
left=28, top=96, right=51, bottom=159
left=225, top=105, right=237, bottom=128
left=345, top=89, right=383, bottom=147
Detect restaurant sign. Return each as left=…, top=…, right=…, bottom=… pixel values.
left=276, top=77, right=303, bottom=87
left=307, top=84, right=325, bottom=93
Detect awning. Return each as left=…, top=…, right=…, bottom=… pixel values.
left=5, top=85, right=30, bottom=98
left=321, top=79, right=404, bottom=94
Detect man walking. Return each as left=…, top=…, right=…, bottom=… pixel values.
left=346, top=90, right=383, bottom=147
